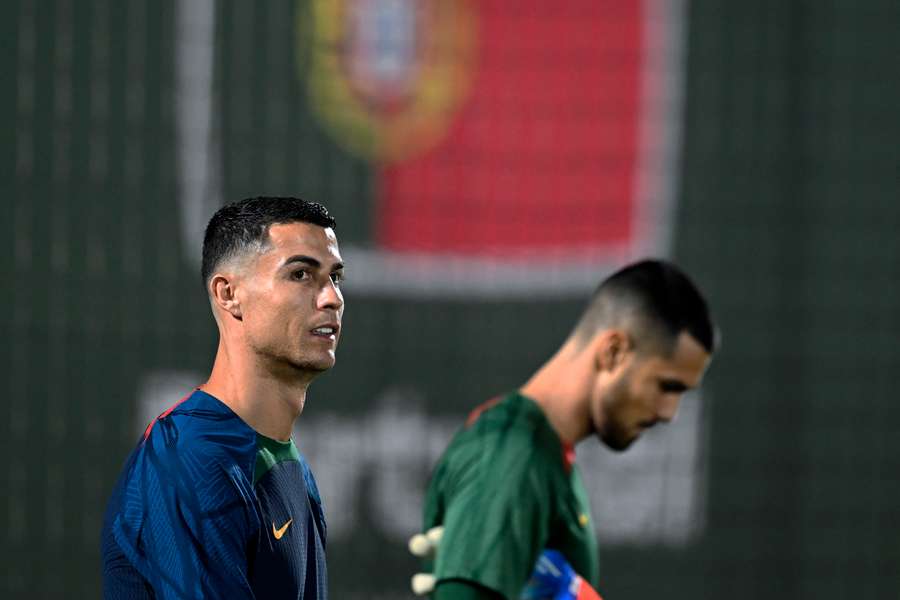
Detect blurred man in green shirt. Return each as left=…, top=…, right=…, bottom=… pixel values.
left=416, top=260, right=717, bottom=599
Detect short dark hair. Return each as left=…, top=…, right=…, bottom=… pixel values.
left=201, top=196, right=336, bottom=286
left=575, top=259, right=717, bottom=355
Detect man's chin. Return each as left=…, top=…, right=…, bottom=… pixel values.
left=301, top=354, right=335, bottom=373
left=599, top=429, right=638, bottom=452
left=299, top=359, right=335, bottom=373
left=289, top=353, right=336, bottom=374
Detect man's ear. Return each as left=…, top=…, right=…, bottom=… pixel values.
left=209, top=274, right=243, bottom=320
left=594, top=329, right=632, bottom=372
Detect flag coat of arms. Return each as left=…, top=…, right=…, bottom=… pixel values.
left=178, top=0, right=686, bottom=297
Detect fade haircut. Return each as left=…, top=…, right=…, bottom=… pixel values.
left=201, top=196, right=336, bottom=287
left=574, top=260, right=717, bottom=356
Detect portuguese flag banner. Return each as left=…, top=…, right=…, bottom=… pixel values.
left=197, top=0, right=685, bottom=296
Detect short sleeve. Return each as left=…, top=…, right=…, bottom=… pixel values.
left=433, top=433, right=554, bottom=599
left=106, top=429, right=259, bottom=599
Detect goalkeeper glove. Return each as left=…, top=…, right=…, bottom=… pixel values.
left=408, top=528, right=602, bottom=600
left=409, top=526, right=444, bottom=595
left=520, top=549, right=603, bottom=600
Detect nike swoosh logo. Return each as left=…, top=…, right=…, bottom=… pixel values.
left=272, top=518, right=293, bottom=540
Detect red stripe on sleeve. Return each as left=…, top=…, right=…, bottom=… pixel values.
left=142, top=389, right=197, bottom=440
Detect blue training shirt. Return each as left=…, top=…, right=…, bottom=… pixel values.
left=101, top=389, right=327, bottom=599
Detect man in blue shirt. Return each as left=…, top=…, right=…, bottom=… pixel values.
left=102, top=197, right=345, bottom=599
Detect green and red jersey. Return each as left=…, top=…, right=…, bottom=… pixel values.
left=423, top=393, right=599, bottom=599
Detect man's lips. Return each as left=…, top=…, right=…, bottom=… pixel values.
left=310, top=323, right=340, bottom=339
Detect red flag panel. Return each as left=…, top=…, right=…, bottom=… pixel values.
left=377, top=0, right=644, bottom=257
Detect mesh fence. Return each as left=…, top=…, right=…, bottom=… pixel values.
left=3, top=0, right=899, bottom=598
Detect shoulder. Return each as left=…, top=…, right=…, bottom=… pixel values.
left=452, top=394, right=566, bottom=477
left=136, top=391, right=259, bottom=507
left=431, top=396, right=564, bottom=514
left=149, top=391, right=255, bottom=459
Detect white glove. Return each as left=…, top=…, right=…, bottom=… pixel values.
left=408, top=526, right=444, bottom=595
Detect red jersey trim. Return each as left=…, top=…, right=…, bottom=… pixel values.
left=465, top=396, right=501, bottom=428
left=562, top=441, right=576, bottom=474
left=466, top=395, right=577, bottom=473
left=142, top=388, right=197, bottom=440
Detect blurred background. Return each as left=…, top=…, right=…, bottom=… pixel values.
left=3, top=0, right=899, bottom=598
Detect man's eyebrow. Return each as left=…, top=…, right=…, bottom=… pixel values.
left=282, top=255, right=344, bottom=271
left=283, top=255, right=321, bottom=268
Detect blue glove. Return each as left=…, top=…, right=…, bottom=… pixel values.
left=520, top=550, right=602, bottom=600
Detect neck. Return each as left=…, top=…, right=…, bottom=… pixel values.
left=520, top=338, right=596, bottom=445
left=202, top=337, right=316, bottom=441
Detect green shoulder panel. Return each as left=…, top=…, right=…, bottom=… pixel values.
left=253, top=434, right=301, bottom=486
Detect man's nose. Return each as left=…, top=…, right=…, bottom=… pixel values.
left=318, top=279, right=343, bottom=311
left=656, top=395, right=681, bottom=423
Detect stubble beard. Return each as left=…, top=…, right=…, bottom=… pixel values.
left=253, top=338, right=335, bottom=380
left=597, top=368, right=638, bottom=452
left=281, top=345, right=336, bottom=375
left=290, top=354, right=334, bottom=373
